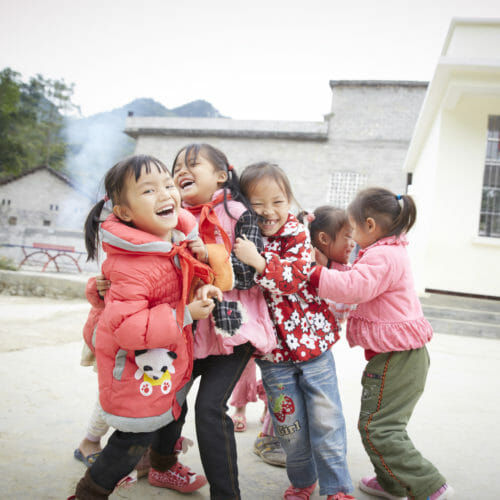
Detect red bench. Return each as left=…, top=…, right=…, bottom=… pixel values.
left=17, top=242, right=85, bottom=272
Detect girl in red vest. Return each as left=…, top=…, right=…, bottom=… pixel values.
left=71, top=155, right=221, bottom=500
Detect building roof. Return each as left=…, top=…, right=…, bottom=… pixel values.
left=403, top=17, right=500, bottom=173
left=329, top=80, right=428, bottom=89
left=0, top=165, right=93, bottom=199
left=124, top=116, right=329, bottom=141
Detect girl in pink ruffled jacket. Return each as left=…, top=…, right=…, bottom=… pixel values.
left=309, top=187, right=454, bottom=500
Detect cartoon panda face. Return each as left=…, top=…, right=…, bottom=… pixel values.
left=134, top=348, right=177, bottom=380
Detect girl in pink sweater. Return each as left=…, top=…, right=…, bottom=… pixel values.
left=310, top=187, right=454, bottom=500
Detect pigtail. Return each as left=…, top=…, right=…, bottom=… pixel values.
left=390, top=194, right=417, bottom=236
left=223, top=166, right=253, bottom=218
left=84, top=199, right=106, bottom=261
left=296, top=211, right=309, bottom=225
left=298, top=206, right=347, bottom=247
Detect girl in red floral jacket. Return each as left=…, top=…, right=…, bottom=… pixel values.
left=234, top=162, right=354, bottom=500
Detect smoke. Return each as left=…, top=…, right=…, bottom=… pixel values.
left=59, top=109, right=135, bottom=229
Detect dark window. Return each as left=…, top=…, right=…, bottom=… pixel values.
left=43, top=220, right=51, bottom=226
left=479, top=116, right=500, bottom=238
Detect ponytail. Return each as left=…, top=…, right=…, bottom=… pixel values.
left=222, top=166, right=252, bottom=216
left=389, top=194, right=416, bottom=236
left=348, top=187, right=417, bottom=238
left=84, top=199, right=106, bottom=261
left=296, top=210, right=309, bottom=225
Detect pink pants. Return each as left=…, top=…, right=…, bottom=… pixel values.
left=229, top=358, right=260, bottom=407
left=229, top=358, right=275, bottom=436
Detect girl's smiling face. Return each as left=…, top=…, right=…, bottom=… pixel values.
left=247, top=177, right=291, bottom=236
left=113, top=166, right=180, bottom=241
left=172, top=149, right=227, bottom=205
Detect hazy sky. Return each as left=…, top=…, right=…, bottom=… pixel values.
left=1, top=0, right=499, bottom=121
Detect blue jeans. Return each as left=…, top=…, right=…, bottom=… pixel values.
left=257, top=351, right=353, bottom=496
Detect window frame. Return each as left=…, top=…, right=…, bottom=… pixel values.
left=478, top=115, right=500, bottom=239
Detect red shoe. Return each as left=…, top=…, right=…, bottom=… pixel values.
left=327, top=494, right=357, bottom=500
left=148, top=461, right=207, bottom=493
left=283, top=482, right=316, bottom=499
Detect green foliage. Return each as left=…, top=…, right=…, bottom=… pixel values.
left=0, top=67, right=79, bottom=177
left=0, top=255, right=17, bottom=271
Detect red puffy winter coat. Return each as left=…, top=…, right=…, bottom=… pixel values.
left=85, top=210, right=211, bottom=432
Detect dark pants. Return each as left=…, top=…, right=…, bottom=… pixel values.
left=82, top=342, right=254, bottom=498
left=193, top=342, right=255, bottom=500
left=167, top=342, right=255, bottom=499
left=87, top=412, right=186, bottom=491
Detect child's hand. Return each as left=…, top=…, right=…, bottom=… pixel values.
left=234, top=235, right=266, bottom=273
left=313, top=247, right=328, bottom=267
left=188, top=238, right=208, bottom=263
left=96, top=274, right=111, bottom=298
left=188, top=298, right=216, bottom=320
left=195, top=284, right=223, bottom=302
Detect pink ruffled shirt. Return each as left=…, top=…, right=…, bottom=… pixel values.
left=311, top=235, right=433, bottom=353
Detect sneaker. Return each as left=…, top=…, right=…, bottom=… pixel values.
left=283, top=482, right=316, bottom=500
left=254, top=433, right=286, bottom=467
left=428, top=483, right=454, bottom=499
left=148, top=461, right=207, bottom=493
left=327, top=494, right=357, bottom=500
left=359, top=476, right=407, bottom=499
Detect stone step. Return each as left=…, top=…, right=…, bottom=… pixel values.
left=420, top=293, right=500, bottom=339
left=425, top=316, right=500, bottom=339
left=420, top=293, right=500, bottom=313
left=422, top=304, right=500, bottom=324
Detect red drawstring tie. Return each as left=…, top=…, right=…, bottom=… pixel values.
left=185, top=193, right=233, bottom=255
left=165, top=240, right=214, bottom=327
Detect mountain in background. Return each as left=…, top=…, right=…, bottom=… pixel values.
left=63, top=98, right=225, bottom=197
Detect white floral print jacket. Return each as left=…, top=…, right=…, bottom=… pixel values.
left=255, top=213, right=340, bottom=363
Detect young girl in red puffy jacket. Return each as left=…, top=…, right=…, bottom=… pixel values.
left=71, top=155, right=221, bottom=500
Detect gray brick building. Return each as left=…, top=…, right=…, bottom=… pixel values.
left=125, top=80, right=428, bottom=211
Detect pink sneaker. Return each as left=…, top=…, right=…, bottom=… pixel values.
left=327, top=493, right=357, bottom=499
left=283, top=482, right=316, bottom=500
left=428, top=483, right=454, bottom=499
left=148, top=461, right=207, bottom=493
left=359, top=476, right=407, bottom=499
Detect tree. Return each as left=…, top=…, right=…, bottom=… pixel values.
left=0, top=67, right=79, bottom=176
left=0, top=68, right=26, bottom=175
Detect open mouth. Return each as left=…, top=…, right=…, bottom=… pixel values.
left=180, top=178, right=195, bottom=190
left=156, top=205, right=176, bottom=218
left=259, top=218, right=280, bottom=231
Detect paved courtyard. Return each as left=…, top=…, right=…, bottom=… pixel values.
left=0, top=293, right=499, bottom=499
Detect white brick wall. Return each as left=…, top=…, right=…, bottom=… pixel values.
left=0, top=168, right=98, bottom=272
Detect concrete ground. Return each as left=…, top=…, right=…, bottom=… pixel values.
left=1, top=293, right=499, bottom=499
